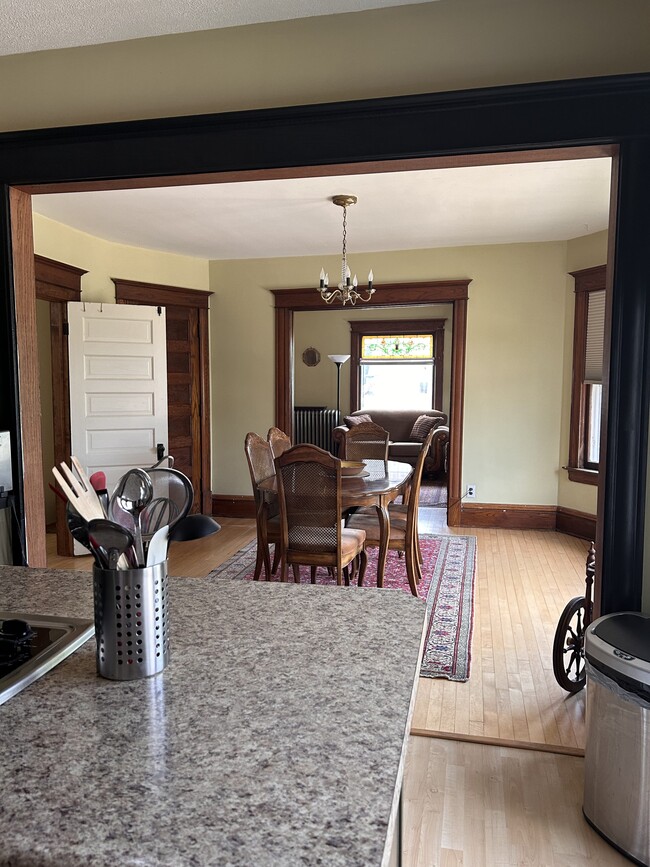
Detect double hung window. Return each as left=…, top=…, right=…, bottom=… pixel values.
left=567, top=265, right=606, bottom=484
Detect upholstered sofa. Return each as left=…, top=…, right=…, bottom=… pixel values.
left=332, top=408, right=449, bottom=477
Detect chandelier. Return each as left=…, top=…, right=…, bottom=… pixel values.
left=318, top=195, right=375, bottom=306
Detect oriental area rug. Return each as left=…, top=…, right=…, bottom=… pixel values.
left=207, top=534, right=477, bottom=682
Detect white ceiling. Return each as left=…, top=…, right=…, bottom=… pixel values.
left=32, top=159, right=612, bottom=261
left=0, top=0, right=438, bottom=56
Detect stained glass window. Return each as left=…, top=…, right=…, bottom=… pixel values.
left=361, top=334, right=433, bottom=360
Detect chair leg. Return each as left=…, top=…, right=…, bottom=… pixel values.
left=253, top=538, right=264, bottom=581
left=271, top=544, right=281, bottom=576
left=292, top=564, right=301, bottom=584
left=343, top=566, right=350, bottom=587
left=310, top=565, right=317, bottom=584
left=404, top=544, right=419, bottom=597
left=358, top=549, right=368, bottom=587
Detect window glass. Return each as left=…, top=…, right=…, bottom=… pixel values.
left=361, top=362, right=433, bottom=410
left=586, top=383, right=602, bottom=466
left=361, top=334, right=433, bottom=360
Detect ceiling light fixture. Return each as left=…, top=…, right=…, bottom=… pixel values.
left=318, top=195, right=375, bottom=306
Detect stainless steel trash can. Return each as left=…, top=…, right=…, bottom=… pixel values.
left=584, top=612, right=650, bottom=866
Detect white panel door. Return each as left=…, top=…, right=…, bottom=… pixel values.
left=67, top=302, right=168, bottom=497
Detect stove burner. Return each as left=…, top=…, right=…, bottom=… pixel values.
left=0, top=619, right=36, bottom=670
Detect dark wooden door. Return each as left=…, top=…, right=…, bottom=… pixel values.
left=113, top=279, right=213, bottom=514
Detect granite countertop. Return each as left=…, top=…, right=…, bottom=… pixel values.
left=0, top=566, right=426, bottom=867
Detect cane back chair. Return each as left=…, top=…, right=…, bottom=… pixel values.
left=244, top=431, right=281, bottom=581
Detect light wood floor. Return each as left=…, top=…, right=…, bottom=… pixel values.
left=403, top=736, right=627, bottom=866
left=47, top=506, right=588, bottom=752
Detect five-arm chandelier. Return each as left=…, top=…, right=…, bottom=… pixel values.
left=318, top=195, right=375, bottom=306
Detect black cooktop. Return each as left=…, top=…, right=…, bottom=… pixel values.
left=0, top=618, right=68, bottom=678
left=0, top=612, right=94, bottom=704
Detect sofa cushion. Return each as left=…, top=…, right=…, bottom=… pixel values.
left=389, top=442, right=421, bottom=460
left=344, top=413, right=372, bottom=427
left=410, top=414, right=442, bottom=442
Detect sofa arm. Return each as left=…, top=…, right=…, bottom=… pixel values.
left=425, top=426, right=449, bottom=476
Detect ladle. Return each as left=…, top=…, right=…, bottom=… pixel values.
left=111, top=468, right=153, bottom=567
left=88, top=519, right=135, bottom=570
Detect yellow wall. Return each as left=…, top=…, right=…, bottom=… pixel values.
left=33, top=213, right=210, bottom=301
left=294, top=305, right=454, bottom=419
left=210, top=242, right=570, bottom=500
left=0, top=0, right=649, bottom=131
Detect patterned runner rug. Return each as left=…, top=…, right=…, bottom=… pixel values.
left=207, top=534, right=477, bottom=681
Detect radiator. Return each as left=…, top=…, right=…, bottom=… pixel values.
left=293, top=407, right=339, bottom=453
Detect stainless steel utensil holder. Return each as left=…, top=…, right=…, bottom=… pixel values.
left=93, top=561, right=170, bottom=680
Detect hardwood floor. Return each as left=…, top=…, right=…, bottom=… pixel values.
left=412, top=508, right=588, bottom=753
left=403, top=736, right=628, bottom=866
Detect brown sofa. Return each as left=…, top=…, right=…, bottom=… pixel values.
left=332, top=408, right=449, bottom=477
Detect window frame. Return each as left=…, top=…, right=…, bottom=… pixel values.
left=567, top=265, right=606, bottom=486
left=349, top=319, right=446, bottom=413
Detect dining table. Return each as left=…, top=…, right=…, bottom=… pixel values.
left=258, top=458, right=413, bottom=587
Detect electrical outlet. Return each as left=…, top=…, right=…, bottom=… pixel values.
left=466, top=484, right=477, bottom=499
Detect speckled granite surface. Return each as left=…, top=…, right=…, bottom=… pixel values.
left=0, top=566, right=425, bottom=866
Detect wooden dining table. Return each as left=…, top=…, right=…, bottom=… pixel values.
left=258, top=459, right=413, bottom=587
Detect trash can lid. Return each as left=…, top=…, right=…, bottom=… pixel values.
left=592, top=613, right=650, bottom=663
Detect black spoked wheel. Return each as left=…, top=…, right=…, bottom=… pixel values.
left=553, top=596, right=588, bottom=693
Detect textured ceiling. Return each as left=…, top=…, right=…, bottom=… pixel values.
left=32, top=158, right=612, bottom=261
left=0, top=0, right=438, bottom=56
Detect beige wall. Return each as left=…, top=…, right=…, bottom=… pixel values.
left=294, top=305, right=453, bottom=419
left=210, top=241, right=570, bottom=501
left=0, top=0, right=649, bottom=132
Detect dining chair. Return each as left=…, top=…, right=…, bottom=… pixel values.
left=244, top=431, right=282, bottom=581
left=267, top=426, right=292, bottom=459
left=346, top=426, right=435, bottom=596
left=342, top=421, right=390, bottom=461
left=275, top=444, right=367, bottom=586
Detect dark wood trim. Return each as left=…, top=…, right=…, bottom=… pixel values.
left=556, top=506, right=597, bottom=541
left=34, top=257, right=83, bottom=558
left=459, top=502, right=557, bottom=530
left=566, top=467, right=599, bottom=486
left=112, top=277, right=211, bottom=308
left=113, top=278, right=214, bottom=514
left=567, top=264, right=607, bottom=483
left=349, top=318, right=446, bottom=413
left=0, top=74, right=649, bottom=608
left=17, top=146, right=616, bottom=196
left=34, top=255, right=86, bottom=296
left=273, top=284, right=468, bottom=527
left=10, top=189, right=45, bottom=565
left=271, top=280, right=469, bottom=311
left=275, top=308, right=294, bottom=438
left=447, top=298, right=467, bottom=528
left=212, top=494, right=256, bottom=519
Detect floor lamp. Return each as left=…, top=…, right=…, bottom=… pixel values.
left=328, top=354, right=350, bottom=424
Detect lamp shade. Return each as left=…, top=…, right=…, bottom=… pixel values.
left=327, top=354, right=351, bottom=365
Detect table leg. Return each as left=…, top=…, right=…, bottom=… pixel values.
left=376, top=500, right=390, bottom=587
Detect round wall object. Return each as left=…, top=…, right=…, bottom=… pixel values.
left=302, top=347, right=321, bottom=367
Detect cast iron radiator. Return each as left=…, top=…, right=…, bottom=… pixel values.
left=293, top=407, right=339, bottom=454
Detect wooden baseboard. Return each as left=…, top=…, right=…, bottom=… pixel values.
left=211, top=494, right=256, bottom=519
left=556, top=506, right=597, bottom=541
left=460, top=502, right=556, bottom=530
left=459, top=502, right=595, bottom=539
